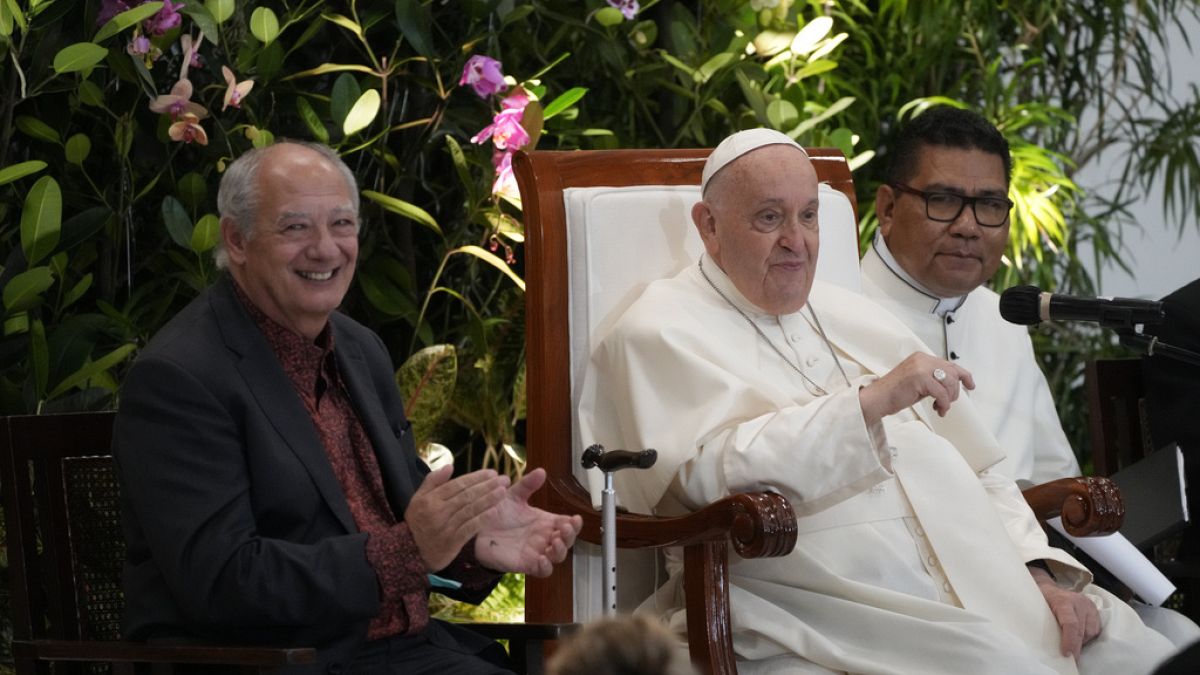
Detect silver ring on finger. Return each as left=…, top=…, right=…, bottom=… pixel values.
left=932, top=367, right=947, bottom=382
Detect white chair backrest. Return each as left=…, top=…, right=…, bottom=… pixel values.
left=564, top=182, right=860, bottom=618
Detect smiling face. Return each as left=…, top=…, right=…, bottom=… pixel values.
left=222, top=144, right=359, bottom=340
left=877, top=145, right=1009, bottom=298
left=693, top=144, right=820, bottom=315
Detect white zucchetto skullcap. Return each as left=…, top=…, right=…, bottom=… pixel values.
left=701, top=128, right=809, bottom=194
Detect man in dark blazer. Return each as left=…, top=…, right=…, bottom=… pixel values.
left=114, top=141, right=581, bottom=674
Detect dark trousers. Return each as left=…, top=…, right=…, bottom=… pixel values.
left=343, top=621, right=515, bottom=675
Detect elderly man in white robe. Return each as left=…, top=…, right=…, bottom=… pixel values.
left=862, top=106, right=1200, bottom=647
left=578, top=128, right=1178, bottom=674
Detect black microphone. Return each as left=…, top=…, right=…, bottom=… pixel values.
left=999, top=285, right=1166, bottom=329
left=580, top=444, right=657, bottom=472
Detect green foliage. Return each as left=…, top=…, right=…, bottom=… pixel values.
left=1, top=0, right=1197, bottom=640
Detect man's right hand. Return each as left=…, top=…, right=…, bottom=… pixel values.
left=406, top=466, right=510, bottom=571
left=858, top=352, right=974, bottom=427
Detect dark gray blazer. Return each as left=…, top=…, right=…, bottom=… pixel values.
left=114, top=275, right=493, bottom=671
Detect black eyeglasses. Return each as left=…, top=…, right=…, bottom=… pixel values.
left=888, top=183, right=1013, bottom=228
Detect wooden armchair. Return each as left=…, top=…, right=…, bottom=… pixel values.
left=513, top=146, right=1123, bottom=675
left=0, top=412, right=562, bottom=675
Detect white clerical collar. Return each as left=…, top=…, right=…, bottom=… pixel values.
left=872, top=232, right=966, bottom=317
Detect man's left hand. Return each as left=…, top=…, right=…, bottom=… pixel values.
left=474, top=468, right=584, bottom=577
left=1030, top=565, right=1101, bottom=659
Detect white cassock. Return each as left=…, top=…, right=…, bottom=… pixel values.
left=859, top=236, right=1079, bottom=484
left=578, top=256, right=1176, bottom=675
left=861, top=235, right=1200, bottom=648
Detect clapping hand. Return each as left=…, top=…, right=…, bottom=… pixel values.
left=474, top=468, right=583, bottom=577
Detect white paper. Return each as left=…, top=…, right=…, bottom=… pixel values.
left=1048, top=517, right=1176, bottom=606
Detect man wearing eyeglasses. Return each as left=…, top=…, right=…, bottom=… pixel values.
left=861, top=106, right=1200, bottom=646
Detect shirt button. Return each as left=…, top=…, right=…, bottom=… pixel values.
left=943, top=581, right=953, bottom=593
left=805, top=355, right=819, bottom=367
left=915, top=526, right=925, bottom=537
left=791, top=334, right=803, bottom=343
left=927, top=555, right=938, bottom=567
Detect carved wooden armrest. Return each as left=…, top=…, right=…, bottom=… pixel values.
left=546, top=475, right=797, bottom=558
left=1021, top=476, right=1125, bottom=537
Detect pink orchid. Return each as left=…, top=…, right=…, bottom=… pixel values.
left=168, top=112, right=208, bottom=145
left=470, top=108, right=530, bottom=151
left=127, top=35, right=152, bottom=56
left=179, top=32, right=204, bottom=81
left=148, top=79, right=209, bottom=120
left=222, top=66, right=255, bottom=111
left=491, top=150, right=521, bottom=203
left=460, top=55, right=507, bottom=98
left=499, top=87, right=530, bottom=112
left=606, top=0, right=639, bottom=20
left=145, top=0, right=183, bottom=36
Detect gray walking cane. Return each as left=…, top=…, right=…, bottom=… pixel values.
left=580, top=444, right=657, bottom=616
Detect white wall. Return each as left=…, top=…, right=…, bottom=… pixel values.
left=1075, top=10, right=1200, bottom=300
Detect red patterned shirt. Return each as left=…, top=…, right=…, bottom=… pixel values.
left=233, top=284, right=496, bottom=639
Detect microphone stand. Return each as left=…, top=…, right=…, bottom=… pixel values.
left=580, top=444, right=657, bottom=617
left=1116, top=330, right=1200, bottom=367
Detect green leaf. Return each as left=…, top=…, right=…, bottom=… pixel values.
left=397, top=344, right=458, bottom=449
left=795, top=59, right=837, bottom=80
left=541, top=87, right=588, bottom=120
left=330, top=72, right=362, bottom=129
left=61, top=273, right=93, bottom=309
left=0, top=0, right=16, bottom=38
left=4, top=0, right=25, bottom=34
left=21, top=176, right=62, bottom=266
left=52, top=42, right=108, bottom=74
left=3, top=267, right=55, bottom=313
left=358, top=258, right=417, bottom=317
left=93, top=2, right=162, bottom=42
left=177, top=172, right=207, bottom=208
left=767, top=99, right=799, bottom=131
left=790, top=16, right=833, bottom=56
left=362, top=189, right=442, bottom=236
left=65, top=133, right=91, bottom=165
left=205, top=0, right=234, bottom=23
left=182, top=2, right=220, bottom=46
left=395, top=0, right=435, bottom=59
left=78, top=79, right=104, bottom=107
left=256, top=39, right=284, bottom=80
left=16, top=115, right=60, bottom=144
left=161, top=195, right=192, bottom=249
left=47, top=343, right=137, bottom=399
left=697, top=52, right=736, bottom=83
left=249, top=6, right=280, bottom=45
left=283, top=63, right=376, bottom=80
left=594, top=6, right=623, bottom=26
left=444, top=135, right=476, bottom=204
left=0, top=160, right=47, bottom=186
left=343, top=89, right=381, bottom=136
left=296, top=96, right=329, bottom=143
left=322, top=12, right=363, bottom=40
left=451, top=245, right=525, bottom=291
left=190, top=213, right=220, bottom=253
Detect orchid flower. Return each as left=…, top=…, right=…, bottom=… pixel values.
left=145, top=0, right=183, bottom=36
left=470, top=108, right=530, bottom=151
left=222, top=66, right=255, bottom=111
left=499, top=87, right=530, bottom=113
left=179, top=32, right=205, bottom=81
left=606, top=0, right=639, bottom=20
left=460, top=55, right=507, bottom=98
left=149, top=79, right=209, bottom=120
left=168, top=113, right=208, bottom=145
left=491, top=150, right=521, bottom=204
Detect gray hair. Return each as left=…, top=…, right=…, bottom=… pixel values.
left=214, top=140, right=360, bottom=268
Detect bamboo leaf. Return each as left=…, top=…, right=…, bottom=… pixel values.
left=0, top=160, right=47, bottom=186
left=541, top=87, right=588, bottom=120
left=362, top=190, right=442, bottom=235
left=52, top=42, right=108, bottom=74
left=21, top=176, right=62, bottom=266
left=94, top=2, right=162, bottom=42
left=47, top=343, right=137, bottom=399
left=451, top=245, right=525, bottom=291
left=342, top=89, right=381, bottom=136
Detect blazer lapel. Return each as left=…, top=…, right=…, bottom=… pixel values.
left=333, top=330, right=420, bottom=516
left=209, top=277, right=358, bottom=533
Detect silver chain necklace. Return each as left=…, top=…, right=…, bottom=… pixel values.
left=698, top=256, right=851, bottom=397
